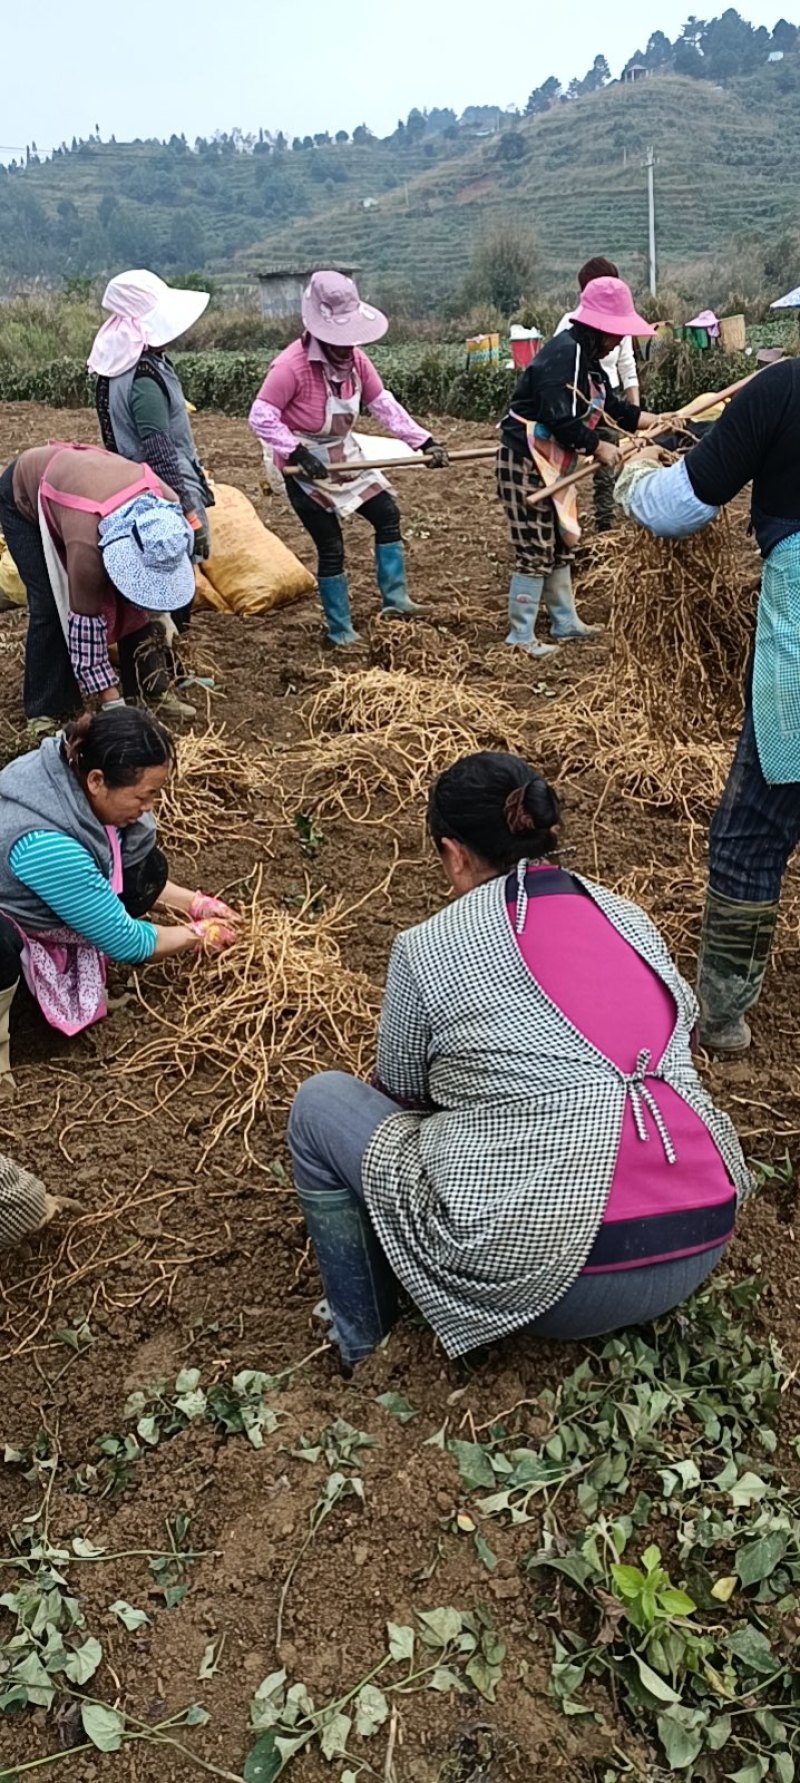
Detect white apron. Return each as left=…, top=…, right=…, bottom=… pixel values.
left=271, top=370, right=394, bottom=517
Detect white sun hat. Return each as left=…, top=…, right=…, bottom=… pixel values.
left=88, top=270, right=210, bottom=377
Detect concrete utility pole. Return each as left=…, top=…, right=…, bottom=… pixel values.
left=644, top=145, right=657, bottom=299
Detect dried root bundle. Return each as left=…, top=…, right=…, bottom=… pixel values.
left=158, top=724, right=273, bottom=855
left=122, top=870, right=381, bottom=1168
left=367, top=617, right=472, bottom=679
left=544, top=681, right=731, bottom=822
left=304, top=666, right=527, bottom=745
left=267, top=667, right=528, bottom=825
left=581, top=513, right=758, bottom=739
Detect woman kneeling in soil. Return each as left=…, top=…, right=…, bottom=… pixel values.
left=288, top=752, right=751, bottom=1369
left=0, top=707, right=237, bottom=1085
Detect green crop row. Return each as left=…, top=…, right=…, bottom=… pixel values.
left=1, top=341, right=777, bottom=425
left=0, top=347, right=516, bottom=422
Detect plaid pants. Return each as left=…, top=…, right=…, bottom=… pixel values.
left=495, top=444, right=572, bottom=577
left=710, top=692, right=800, bottom=901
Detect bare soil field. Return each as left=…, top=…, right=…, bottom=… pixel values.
left=1, top=403, right=798, bottom=1783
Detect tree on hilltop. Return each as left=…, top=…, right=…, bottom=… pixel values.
left=525, top=76, right=560, bottom=114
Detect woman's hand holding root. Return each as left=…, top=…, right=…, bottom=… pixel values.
left=189, top=917, right=238, bottom=954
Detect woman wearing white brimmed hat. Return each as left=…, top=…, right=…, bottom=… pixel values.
left=249, top=270, right=448, bottom=646
left=0, top=441, right=196, bottom=725
left=89, top=270, right=214, bottom=570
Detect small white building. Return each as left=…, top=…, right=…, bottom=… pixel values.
left=255, top=263, right=360, bottom=318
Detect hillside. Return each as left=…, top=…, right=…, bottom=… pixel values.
left=240, top=66, right=800, bottom=303
left=3, top=55, right=800, bottom=303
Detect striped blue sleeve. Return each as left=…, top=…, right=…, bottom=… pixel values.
left=9, top=832, right=158, bottom=964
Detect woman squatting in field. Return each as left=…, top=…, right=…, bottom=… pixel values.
left=497, top=275, right=657, bottom=655
left=0, top=707, right=237, bottom=1087
left=248, top=270, right=449, bottom=646
left=287, top=750, right=751, bottom=1372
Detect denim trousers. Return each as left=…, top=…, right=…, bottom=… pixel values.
left=710, top=696, right=800, bottom=902
left=287, top=1072, right=727, bottom=1365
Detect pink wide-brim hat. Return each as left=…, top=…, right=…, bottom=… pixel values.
left=570, top=276, right=655, bottom=338
left=301, top=270, right=388, bottom=347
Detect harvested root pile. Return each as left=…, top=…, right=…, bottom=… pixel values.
left=546, top=513, right=758, bottom=815
left=158, top=724, right=273, bottom=855
left=122, top=870, right=381, bottom=1169
left=367, top=617, right=471, bottom=679
left=270, top=668, right=529, bottom=826
left=581, top=513, right=758, bottom=738
left=545, top=678, right=731, bottom=821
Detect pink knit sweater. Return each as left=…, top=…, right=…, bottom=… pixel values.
left=248, top=338, right=430, bottom=470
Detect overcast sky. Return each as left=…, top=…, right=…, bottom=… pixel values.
left=0, top=0, right=794, bottom=156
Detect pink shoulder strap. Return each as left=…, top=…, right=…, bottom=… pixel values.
left=39, top=461, right=162, bottom=519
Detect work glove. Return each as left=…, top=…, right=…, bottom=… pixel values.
left=288, top=444, right=330, bottom=483
left=421, top=437, right=449, bottom=469
left=189, top=918, right=237, bottom=954
left=189, top=892, right=240, bottom=923
left=186, top=510, right=211, bottom=560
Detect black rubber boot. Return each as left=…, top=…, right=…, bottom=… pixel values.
left=696, top=889, right=779, bottom=1054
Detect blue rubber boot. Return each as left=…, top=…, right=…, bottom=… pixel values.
left=505, top=572, right=559, bottom=656
left=375, top=541, right=425, bottom=617
left=317, top=573, right=361, bottom=646
left=543, top=563, right=601, bottom=640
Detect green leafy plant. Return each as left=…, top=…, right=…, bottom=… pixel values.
left=245, top=1606, right=505, bottom=1780
left=277, top=1422, right=375, bottom=1646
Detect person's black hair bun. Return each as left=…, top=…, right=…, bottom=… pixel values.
left=522, top=775, right=561, bottom=832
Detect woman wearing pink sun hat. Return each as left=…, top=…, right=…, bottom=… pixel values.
left=497, top=274, right=657, bottom=657
left=249, top=270, right=449, bottom=646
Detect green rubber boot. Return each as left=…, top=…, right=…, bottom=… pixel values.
left=696, top=889, right=779, bottom=1054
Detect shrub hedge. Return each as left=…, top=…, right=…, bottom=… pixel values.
left=0, top=340, right=771, bottom=424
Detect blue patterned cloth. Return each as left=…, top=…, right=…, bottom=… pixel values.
left=752, top=532, right=800, bottom=784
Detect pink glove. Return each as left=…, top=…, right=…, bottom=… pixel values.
left=189, top=918, right=237, bottom=954
left=189, top=892, right=239, bottom=922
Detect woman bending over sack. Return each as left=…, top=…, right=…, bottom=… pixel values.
left=497, top=275, right=657, bottom=655
left=0, top=707, right=237, bottom=1086
left=288, top=751, right=751, bottom=1371
left=249, top=270, right=448, bottom=646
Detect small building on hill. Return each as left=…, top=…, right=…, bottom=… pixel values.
left=255, top=263, right=360, bottom=317
left=622, top=62, right=649, bottom=83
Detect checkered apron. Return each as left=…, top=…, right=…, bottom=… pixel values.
left=362, top=869, right=752, bottom=1357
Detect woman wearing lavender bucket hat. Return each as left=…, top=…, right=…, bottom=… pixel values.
left=249, top=270, right=449, bottom=645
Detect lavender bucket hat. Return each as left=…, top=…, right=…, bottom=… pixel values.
left=99, top=496, right=195, bottom=611
left=301, top=270, right=388, bottom=346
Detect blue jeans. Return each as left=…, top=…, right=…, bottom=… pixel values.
left=710, top=696, right=800, bottom=902
left=287, top=1074, right=400, bottom=1365
left=287, top=1072, right=727, bottom=1364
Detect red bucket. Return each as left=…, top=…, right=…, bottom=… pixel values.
left=510, top=331, right=542, bottom=369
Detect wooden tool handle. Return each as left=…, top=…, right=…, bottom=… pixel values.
left=284, top=444, right=498, bottom=478
left=525, top=437, right=642, bottom=508
left=676, top=369, right=759, bottom=420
